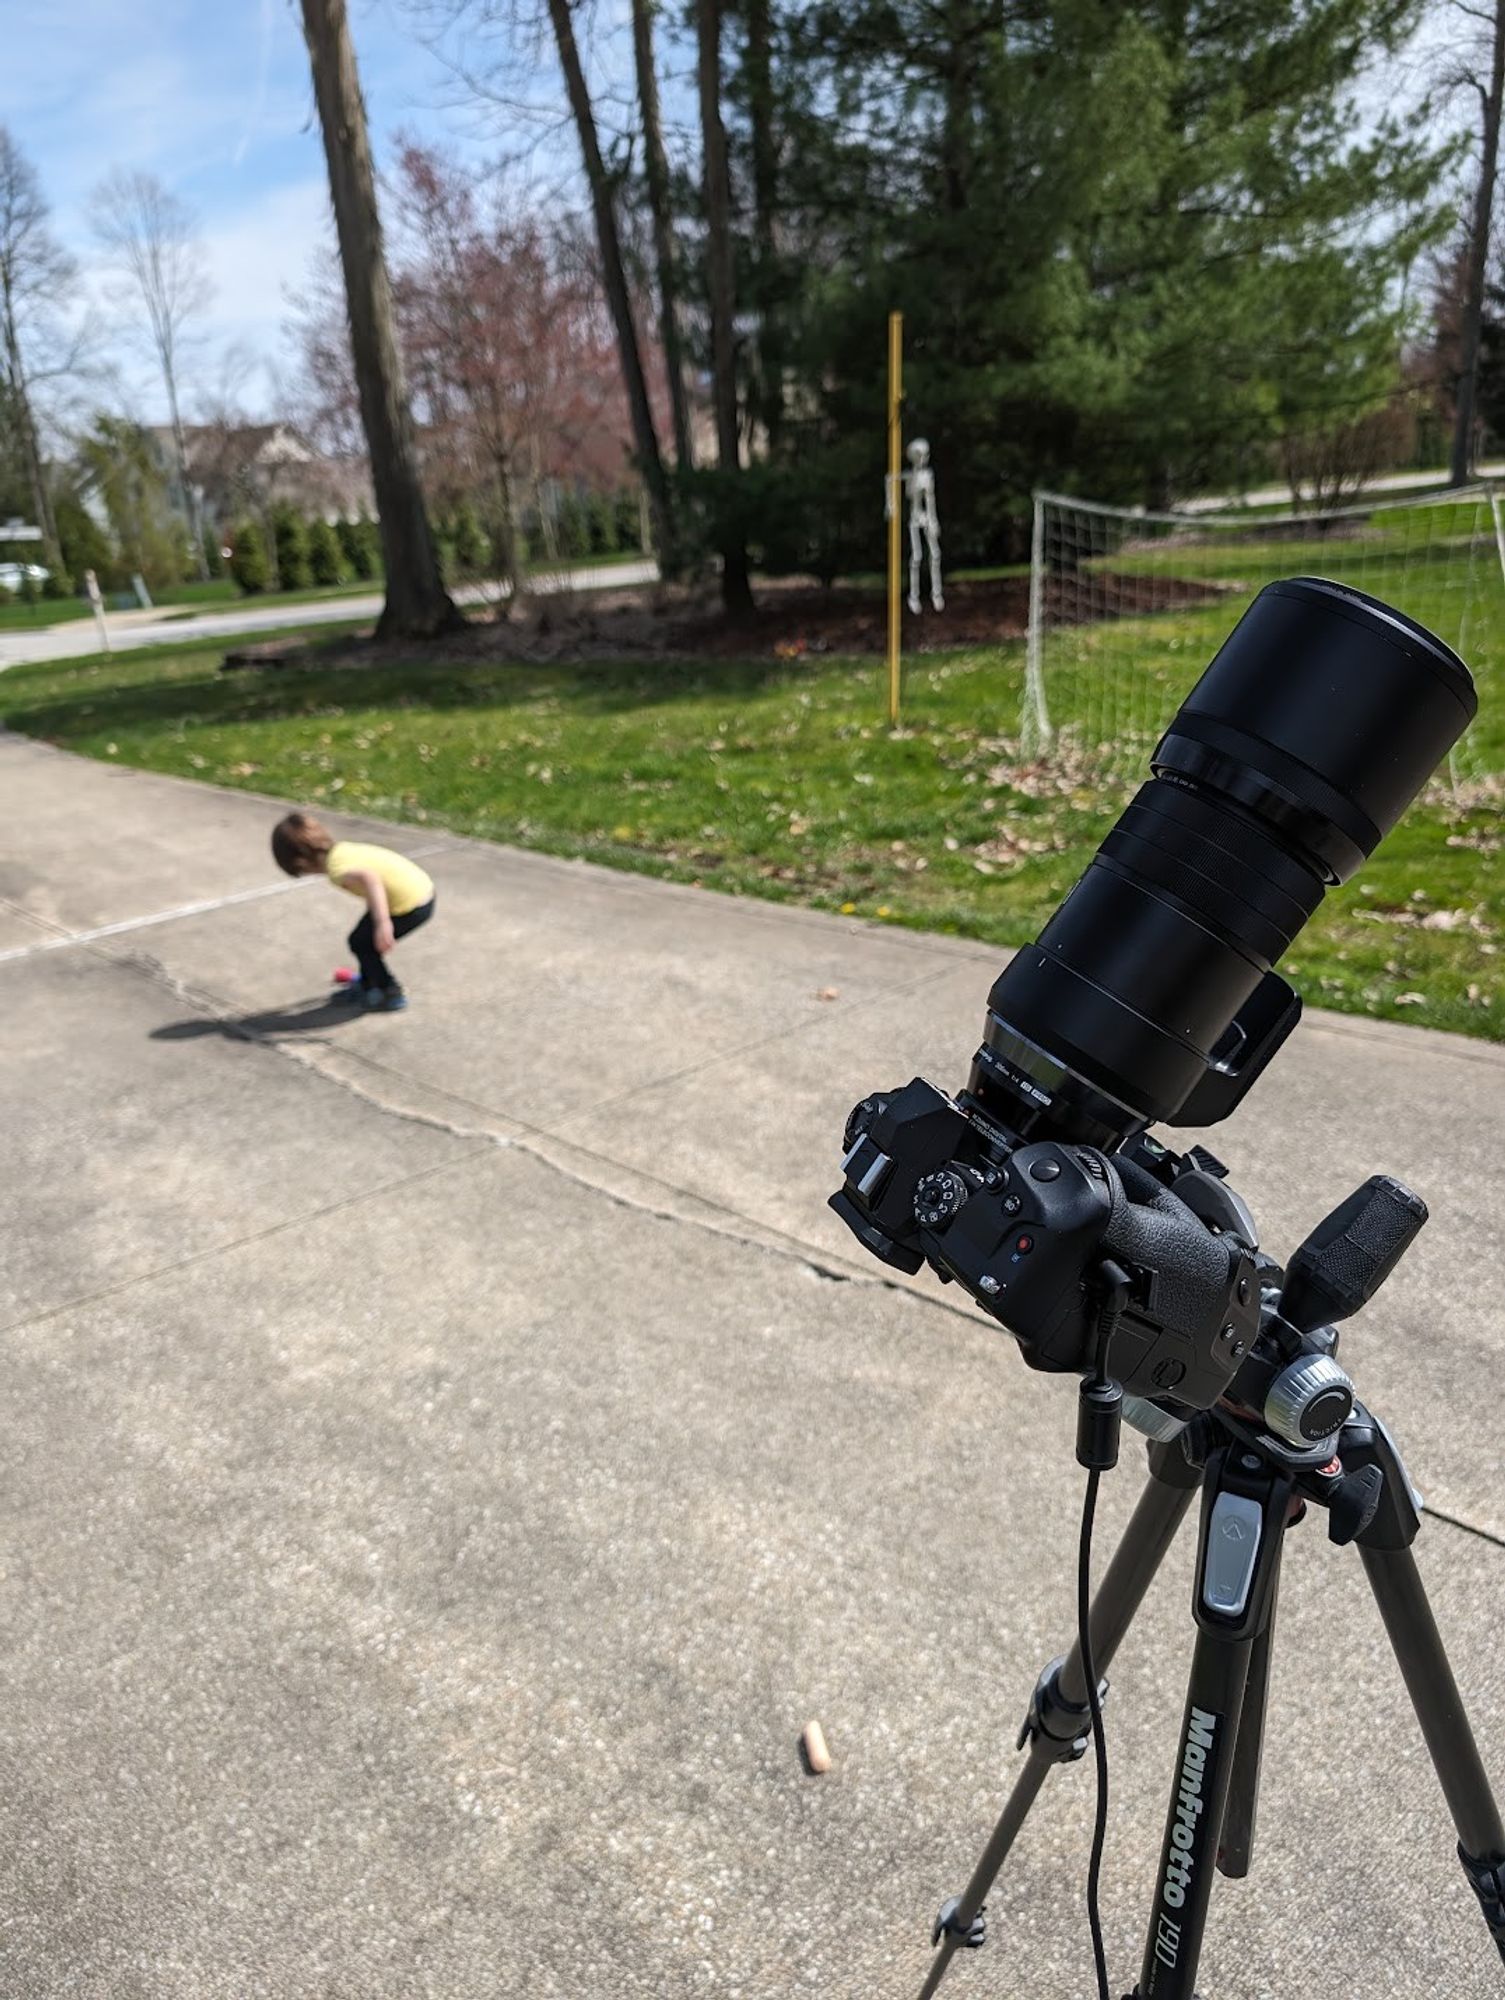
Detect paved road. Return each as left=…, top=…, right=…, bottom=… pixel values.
left=3, top=731, right=1504, bottom=1997
left=0, top=559, right=658, bottom=674
left=1180, top=463, right=1505, bottom=514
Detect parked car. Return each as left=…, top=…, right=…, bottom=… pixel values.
left=0, top=561, right=51, bottom=591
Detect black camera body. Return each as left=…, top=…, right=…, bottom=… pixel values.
left=832, top=1079, right=1260, bottom=1413
left=829, top=578, right=1477, bottom=1419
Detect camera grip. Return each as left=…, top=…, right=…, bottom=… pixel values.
left=1101, top=1168, right=1244, bottom=1348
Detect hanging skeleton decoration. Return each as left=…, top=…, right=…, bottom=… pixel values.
left=886, top=437, right=944, bottom=615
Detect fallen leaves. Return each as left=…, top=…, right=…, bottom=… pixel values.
left=1356, top=905, right=1493, bottom=936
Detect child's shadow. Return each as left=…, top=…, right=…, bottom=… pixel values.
left=151, top=995, right=366, bottom=1042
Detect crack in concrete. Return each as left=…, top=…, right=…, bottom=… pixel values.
left=103, top=941, right=878, bottom=1296
left=20, top=930, right=1502, bottom=1560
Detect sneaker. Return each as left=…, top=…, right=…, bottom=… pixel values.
left=364, top=987, right=408, bottom=1012
left=332, top=978, right=364, bottom=1002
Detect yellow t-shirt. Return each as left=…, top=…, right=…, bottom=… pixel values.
left=325, top=841, right=434, bottom=917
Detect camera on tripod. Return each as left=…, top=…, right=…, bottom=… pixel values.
left=831, top=577, right=1476, bottom=1427
left=828, top=577, right=1505, bottom=1999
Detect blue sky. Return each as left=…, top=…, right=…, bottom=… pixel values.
left=5, top=0, right=1461, bottom=429
left=3, top=0, right=512, bottom=421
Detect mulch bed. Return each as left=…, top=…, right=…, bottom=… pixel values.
left=230, top=568, right=1230, bottom=674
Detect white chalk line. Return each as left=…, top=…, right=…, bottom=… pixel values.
left=0, top=840, right=455, bottom=967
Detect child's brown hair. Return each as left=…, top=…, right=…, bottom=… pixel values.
left=271, top=810, right=334, bottom=877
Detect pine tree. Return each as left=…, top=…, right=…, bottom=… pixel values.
left=614, top=487, right=641, bottom=552
left=308, top=516, right=347, bottom=586
left=336, top=515, right=373, bottom=579
left=230, top=519, right=269, bottom=594
left=451, top=498, right=487, bottom=574
left=272, top=508, right=312, bottom=591
left=54, top=493, right=115, bottom=592
left=589, top=491, right=619, bottom=556
left=755, top=0, right=1447, bottom=562
left=556, top=493, right=588, bottom=559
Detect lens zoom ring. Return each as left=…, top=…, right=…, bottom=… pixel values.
left=1094, top=841, right=1299, bottom=964
left=1127, top=782, right=1321, bottom=901
left=1110, top=804, right=1320, bottom=937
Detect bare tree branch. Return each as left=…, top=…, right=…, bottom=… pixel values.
left=0, top=125, right=84, bottom=567
left=91, top=169, right=214, bottom=577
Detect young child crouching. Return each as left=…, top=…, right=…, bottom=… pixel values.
left=272, top=811, right=435, bottom=1012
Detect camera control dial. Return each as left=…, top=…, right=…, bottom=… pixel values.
left=915, top=1170, right=969, bottom=1229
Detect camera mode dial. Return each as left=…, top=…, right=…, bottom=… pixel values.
left=915, top=1170, right=969, bottom=1229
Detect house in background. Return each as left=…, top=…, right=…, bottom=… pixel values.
left=147, top=422, right=374, bottom=538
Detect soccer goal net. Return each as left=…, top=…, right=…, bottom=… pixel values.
left=1022, top=487, right=1504, bottom=789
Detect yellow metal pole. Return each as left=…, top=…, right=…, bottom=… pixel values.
left=886, top=311, right=903, bottom=726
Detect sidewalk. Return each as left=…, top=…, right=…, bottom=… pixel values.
left=0, top=559, right=658, bottom=673
left=1181, top=462, right=1505, bottom=513
left=3, top=729, right=1503, bottom=1997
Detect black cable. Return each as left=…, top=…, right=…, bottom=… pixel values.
left=1078, top=1464, right=1112, bottom=2000
left=1077, top=1264, right=1128, bottom=2000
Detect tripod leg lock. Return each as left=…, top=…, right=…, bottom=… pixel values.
left=932, top=1896, right=987, bottom=1949
left=1017, top=1655, right=1106, bottom=1762
left=1459, top=1844, right=1505, bottom=1959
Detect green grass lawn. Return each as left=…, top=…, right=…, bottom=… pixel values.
left=3, top=606, right=1500, bottom=1045
left=1036, top=498, right=1505, bottom=788
left=0, top=597, right=95, bottom=632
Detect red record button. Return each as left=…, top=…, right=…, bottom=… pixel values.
left=1014, top=1232, right=1034, bottom=1255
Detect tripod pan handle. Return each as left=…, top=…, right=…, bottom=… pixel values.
left=1281, top=1174, right=1427, bottom=1333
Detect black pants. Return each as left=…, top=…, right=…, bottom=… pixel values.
left=348, top=895, right=435, bottom=994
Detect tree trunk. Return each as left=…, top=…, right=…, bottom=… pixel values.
left=545, top=0, right=678, bottom=572
left=299, top=0, right=462, bottom=639
left=484, top=402, right=523, bottom=607
left=695, top=0, right=754, bottom=615
left=527, top=430, right=560, bottom=562
left=164, top=371, right=211, bottom=581
left=1, top=285, right=62, bottom=576
left=744, top=0, right=783, bottom=452
left=1453, top=0, right=1505, bottom=487
left=940, top=0, right=981, bottom=216
left=631, top=0, right=694, bottom=480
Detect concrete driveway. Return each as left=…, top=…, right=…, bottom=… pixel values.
left=2, top=728, right=1503, bottom=1998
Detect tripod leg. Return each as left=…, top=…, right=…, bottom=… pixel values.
left=1133, top=1450, right=1293, bottom=2000
left=1216, top=1561, right=1281, bottom=1880
left=916, top=1435, right=1203, bottom=2000
left=1360, top=1543, right=1505, bottom=1962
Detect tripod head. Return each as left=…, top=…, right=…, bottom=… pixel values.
left=1109, top=1171, right=1431, bottom=1553
left=1213, top=1172, right=1430, bottom=1461
left=1279, top=1174, right=1430, bottom=1334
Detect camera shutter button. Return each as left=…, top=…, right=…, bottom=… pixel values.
left=1029, top=1158, right=1062, bottom=1182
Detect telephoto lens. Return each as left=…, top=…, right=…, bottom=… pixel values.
left=969, top=578, right=1477, bottom=1146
